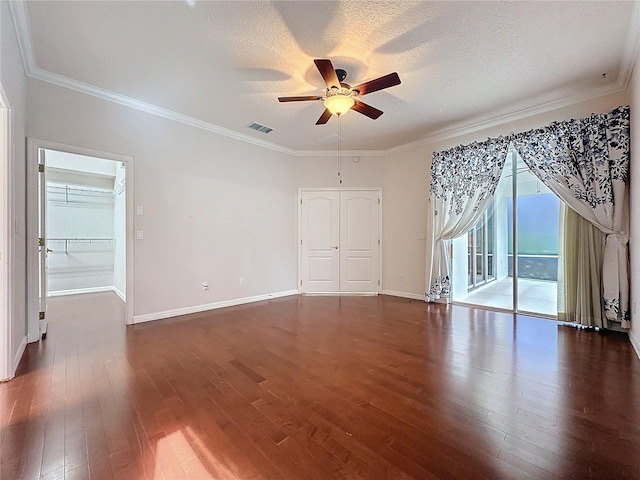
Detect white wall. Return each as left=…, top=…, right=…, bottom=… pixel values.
left=629, top=61, right=640, bottom=355
left=27, top=79, right=302, bottom=319
left=382, top=91, right=630, bottom=299
left=295, top=154, right=385, bottom=188
left=382, top=145, right=430, bottom=299
left=113, top=162, right=126, bottom=299
left=1, top=0, right=28, bottom=379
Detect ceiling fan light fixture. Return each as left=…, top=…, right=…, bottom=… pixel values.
left=324, top=93, right=355, bottom=116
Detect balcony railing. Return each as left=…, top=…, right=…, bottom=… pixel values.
left=507, top=254, right=558, bottom=281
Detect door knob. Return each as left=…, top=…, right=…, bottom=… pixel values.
left=46, top=248, right=54, bottom=253
left=332, top=246, right=339, bottom=249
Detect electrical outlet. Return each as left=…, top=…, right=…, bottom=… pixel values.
left=239, top=277, right=245, bottom=286
left=202, top=281, right=209, bottom=291
left=136, top=230, right=144, bottom=240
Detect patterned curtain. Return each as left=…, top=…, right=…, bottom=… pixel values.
left=426, top=137, right=510, bottom=301
left=427, top=106, right=630, bottom=328
left=512, top=106, right=630, bottom=327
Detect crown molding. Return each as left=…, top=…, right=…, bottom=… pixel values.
left=8, top=0, right=36, bottom=75
left=10, top=0, right=640, bottom=159
left=383, top=81, right=629, bottom=156
left=31, top=68, right=300, bottom=156
left=618, top=0, right=640, bottom=91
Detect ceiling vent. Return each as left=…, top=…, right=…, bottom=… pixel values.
left=247, top=122, right=273, bottom=134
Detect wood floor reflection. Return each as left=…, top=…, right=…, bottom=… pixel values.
left=2, top=293, right=640, bottom=479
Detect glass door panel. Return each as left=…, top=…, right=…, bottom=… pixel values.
left=452, top=158, right=513, bottom=311
left=515, top=155, right=559, bottom=316
left=451, top=150, right=559, bottom=318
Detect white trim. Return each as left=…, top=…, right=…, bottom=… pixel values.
left=629, top=332, right=640, bottom=361
left=384, top=84, right=628, bottom=156
left=132, top=290, right=299, bottom=324
left=48, top=286, right=115, bottom=297
left=8, top=336, right=27, bottom=381
left=26, top=138, right=135, bottom=338
left=34, top=69, right=298, bottom=156
left=619, top=0, right=640, bottom=91
left=382, top=290, right=425, bottom=301
left=8, top=0, right=36, bottom=75
left=112, top=286, right=126, bottom=302
left=9, top=0, right=640, bottom=157
left=0, top=83, right=13, bottom=381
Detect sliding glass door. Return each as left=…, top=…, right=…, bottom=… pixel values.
left=452, top=150, right=559, bottom=317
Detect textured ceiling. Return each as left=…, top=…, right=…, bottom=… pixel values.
left=18, top=1, right=639, bottom=151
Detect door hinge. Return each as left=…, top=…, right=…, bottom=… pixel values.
left=300, top=199, right=302, bottom=204
left=378, top=280, right=380, bottom=286
left=378, top=198, right=380, bottom=204
left=378, top=239, right=381, bottom=245
left=39, top=311, right=45, bottom=320
left=39, top=237, right=45, bottom=247
left=300, top=280, right=302, bottom=286
left=300, top=239, right=302, bottom=245
left=38, top=164, right=45, bottom=173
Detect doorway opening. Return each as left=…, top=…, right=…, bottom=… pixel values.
left=40, top=150, right=127, bottom=335
left=45, top=150, right=126, bottom=291
left=27, top=139, right=134, bottom=342
left=451, top=150, right=560, bottom=318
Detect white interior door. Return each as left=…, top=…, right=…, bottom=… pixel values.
left=38, top=149, right=48, bottom=338
left=300, top=189, right=380, bottom=294
left=340, top=191, right=380, bottom=293
left=300, top=191, right=340, bottom=293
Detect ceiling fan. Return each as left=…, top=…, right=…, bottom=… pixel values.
left=278, top=59, right=401, bottom=125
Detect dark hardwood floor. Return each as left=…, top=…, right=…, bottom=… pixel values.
left=2, top=293, right=640, bottom=479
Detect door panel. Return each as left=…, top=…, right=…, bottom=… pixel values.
left=300, top=191, right=340, bottom=292
left=339, top=191, right=379, bottom=292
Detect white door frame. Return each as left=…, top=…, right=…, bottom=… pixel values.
left=298, top=187, right=382, bottom=294
left=26, top=138, right=135, bottom=342
left=0, top=84, right=14, bottom=380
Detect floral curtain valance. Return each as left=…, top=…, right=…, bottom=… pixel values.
left=430, top=136, right=511, bottom=216
left=427, top=105, right=631, bottom=328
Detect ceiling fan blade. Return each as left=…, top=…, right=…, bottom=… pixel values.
left=352, top=99, right=383, bottom=120
left=352, top=72, right=401, bottom=96
left=278, top=96, right=323, bottom=102
left=316, top=108, right=333, bottom=125
left=314, top=59, right=340, bottom=88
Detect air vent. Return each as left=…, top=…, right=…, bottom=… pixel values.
left=247, top=122, right=273, bottom=134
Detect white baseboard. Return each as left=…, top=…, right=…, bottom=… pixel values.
left=133, top=289, right=299, bottom=324
left=112, top=286, right=126, bottom=302
left=48, top=286, right=114, bottom=297
left=629, top=330, right=640, bottom=361
left=8, top=335, right=28, bottom=380
left=382, top=290, right=425, bottom=301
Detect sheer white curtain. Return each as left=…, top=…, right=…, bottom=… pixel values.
left=426, top=138, right=510, bottom=301
left=513, top=106, right=630, bottom=327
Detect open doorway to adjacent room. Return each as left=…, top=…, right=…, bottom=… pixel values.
left=451, top=150, right=560, bottom=318
left=41, top=150, right=126, bottom=334
left=27, top=140, right=134, bottom=342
